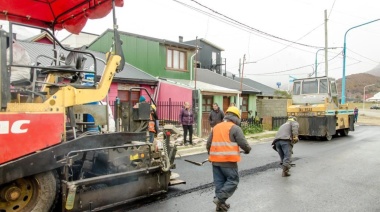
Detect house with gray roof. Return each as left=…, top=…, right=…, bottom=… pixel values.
left=192, top=68, right=261, bottom=119
left=230, top=76, right=277, bottom=98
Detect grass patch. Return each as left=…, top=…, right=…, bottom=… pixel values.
left=241, top=123, right=264, bottom=135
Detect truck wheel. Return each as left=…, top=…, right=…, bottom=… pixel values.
left=340, top=129, right=349, bottom=136
left=325, top=135, right=332, bottom=141
left=0, top=171, right=59, bottom=212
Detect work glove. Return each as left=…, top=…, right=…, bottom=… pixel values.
left=292, top=136, right=299, bottom=144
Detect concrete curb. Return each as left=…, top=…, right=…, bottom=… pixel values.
left=176, top=132, right=276, bottom=157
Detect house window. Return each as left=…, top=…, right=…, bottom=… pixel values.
left=167, top=48, right=187, bottom=71
left=241, top=96, right=248, bottom=112
left=202, top=96, right=213, bottom=112
left=118, top=90, right=140, bottom=105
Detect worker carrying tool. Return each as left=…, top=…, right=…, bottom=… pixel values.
left=271, top=116, right=299, bottom=177
left=206, top=106, right=251, bottom=212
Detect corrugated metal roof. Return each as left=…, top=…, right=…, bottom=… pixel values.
left=17, top=40, right=158, bottom=83
left=23, top=32, right=53, bottom=43
left=234, top=77, right=276, bottom=96
left=162, top=78, right=240, bottom=94
left=196, top=69, right=261, bottom=94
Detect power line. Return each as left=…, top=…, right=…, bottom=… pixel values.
left=173, top=0, right=326, bottom=64
left=173, top=0, right=303, bottom=48
left=328, top=0, right=337, bottom=19
left=185, top=0, right=328, bottom=49
left=246, top=51, right=344, bottom=76
left=346, top=48, right=380, bottom=63
left=247, top=61, right=361, bottom=77
left=255, top=23, right=324, bottom=62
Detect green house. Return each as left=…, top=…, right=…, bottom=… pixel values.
left=88, top=30, right=197, bottom=80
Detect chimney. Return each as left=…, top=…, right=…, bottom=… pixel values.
left=179, top=36, right=183, bottom=42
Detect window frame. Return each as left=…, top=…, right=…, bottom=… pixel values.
left=241, top=95, right=248, bottom=112
left=202, top=96, right=213, bottom=112
left=118, top=90, right=140, bottom=105
left=166, top=47, right=188, bottom=72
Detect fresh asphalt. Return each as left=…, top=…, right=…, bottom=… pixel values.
left=120, top=124, right=380, bottom=212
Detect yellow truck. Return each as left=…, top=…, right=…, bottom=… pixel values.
left=287, top=76, right=355, bottom=140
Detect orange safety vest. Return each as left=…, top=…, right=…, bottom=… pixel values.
left=148, top=114, right=156, bottom=133
left=209, top=121, right=241, bottom=162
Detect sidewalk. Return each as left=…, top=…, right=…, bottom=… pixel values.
left=176, top=130, right=277, bottom=157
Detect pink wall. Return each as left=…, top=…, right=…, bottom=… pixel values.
left=157, top=81, right=192, bottom=102
left=104, top=83, right=118, bottom=104
left=140, top=85, right=155, bottom=102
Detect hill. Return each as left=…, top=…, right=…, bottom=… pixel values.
left=336, top=73, right=380, bottom=102
left=367, top=64, right=380, bottom=77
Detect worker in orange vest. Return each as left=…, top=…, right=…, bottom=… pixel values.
left=148, top=104, right=158, bottom=143
left=206, top=106, right=251, bottom=212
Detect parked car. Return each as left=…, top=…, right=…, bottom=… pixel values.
left=370, top=105, right=380, bottom=110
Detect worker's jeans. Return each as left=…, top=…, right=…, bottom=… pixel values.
left=149, top=131, right=155, bottom=143
left=212, top=165, right=239, bottom=203
left=275, top=140, right=292, bottom=169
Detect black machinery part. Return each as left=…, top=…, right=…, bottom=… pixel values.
left=0, top=132, right=145, bottom=185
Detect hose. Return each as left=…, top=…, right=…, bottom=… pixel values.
left=161, top=135, right=171, bottom=172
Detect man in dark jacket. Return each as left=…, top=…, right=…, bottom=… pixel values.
left=209, top=103, right=224, bottom=129
left=272, top=116, right=299, bottom=177
left=207, top=106, right=251, bottom=211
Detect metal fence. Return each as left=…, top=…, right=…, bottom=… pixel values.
left=156, top=99, right=184, bottom=126
left=108, top=99, right=185, bottom=127
left=272, top=116, right=288, bottom=130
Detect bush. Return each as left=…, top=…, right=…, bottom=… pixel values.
left=241, top=122, right=264, bottom=135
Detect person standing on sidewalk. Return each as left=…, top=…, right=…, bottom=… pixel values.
left=271, top=116, right=299, bottom=177
left=354, top=107, right=359, bottom=123
left=179, top=102, right=194, bottom=146
left=209, top=103, right=224, bottom=129
left=206, top=106, right=251, bottom=211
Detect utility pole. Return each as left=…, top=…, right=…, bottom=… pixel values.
left=240, top=55, right=246, bottom=93
left=238, top=58, right=241, bottom=78
left=324, top=9, right=328, bottom=77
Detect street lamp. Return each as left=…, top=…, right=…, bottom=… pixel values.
left=363, top=84, right=375, bottom=110
left=341, top=18, right=380, bottom=104
left=314, top=47, right=339, bottom=77
left=314, top=48, right=324, bottom=77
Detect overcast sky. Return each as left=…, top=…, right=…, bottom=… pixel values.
left=3, top=0, right=380, bottom=89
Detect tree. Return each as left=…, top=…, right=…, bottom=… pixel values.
left=274, top=90, right=292, bottom=99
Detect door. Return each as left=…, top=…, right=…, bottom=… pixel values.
left=223, top=96, right=229, bottom=112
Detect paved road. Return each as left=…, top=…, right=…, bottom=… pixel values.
left=123, top=125, right=380, bottom=212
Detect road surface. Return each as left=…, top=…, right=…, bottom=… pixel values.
left=120, top=125, right=380, bottom=212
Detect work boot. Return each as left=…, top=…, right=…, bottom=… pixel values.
left=282, top=170, right=291, bottom=177
left=214, top=198, right=229, bottom=211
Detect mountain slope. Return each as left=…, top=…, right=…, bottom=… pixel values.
left=336, top=73, right=380, bottom=101
left=367, top=64, right=380, bottom=77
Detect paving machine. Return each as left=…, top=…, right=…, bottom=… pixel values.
left=287, top=76, right=355, bottom=140
left=0, top=1, right=183, bottom=211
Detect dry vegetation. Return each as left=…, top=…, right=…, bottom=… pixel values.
left=336, top=73, right=380, bottom=102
